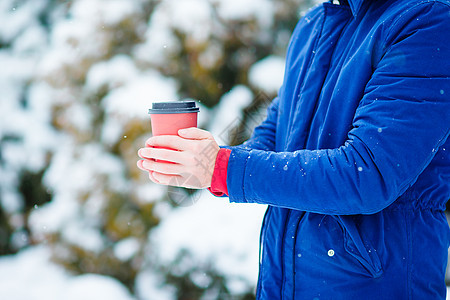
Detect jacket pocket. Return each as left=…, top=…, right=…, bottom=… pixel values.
left=332, top=215, right=383, bottom=278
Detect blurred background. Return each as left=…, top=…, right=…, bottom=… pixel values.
left=0, top=0, right=316, bottom=299
left=0, top=0, right=449, bottom=299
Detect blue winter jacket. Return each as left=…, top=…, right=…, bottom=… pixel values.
left=225, top=0, right=450, bottom=298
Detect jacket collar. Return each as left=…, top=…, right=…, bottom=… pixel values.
left=347, top=0, right=364, bottom=16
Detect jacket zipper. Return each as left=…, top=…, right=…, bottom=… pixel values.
left=256, top=207, right=272, bottom=298
left=280, top=210, right=292, bottom=299
left=291, top=211, right=305, bottom=299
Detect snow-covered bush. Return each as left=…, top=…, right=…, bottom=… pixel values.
left=0, top=0, right=310, bottom=298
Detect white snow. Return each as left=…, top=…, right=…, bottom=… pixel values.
left=0, top=50, right=36, bottom=82
left=42, top=142, right=124, bottom=196
left=12, top=24, right=47, bottom=54
left=214, top=0, right=275, bottom=28
left=29, top=141, right=127, bottom=248
left=134, top=0, right=213, bottom=66
left=64, top=101, right=94, bottom=133
left=198, top=42, right=223, bottom=69
left=114, top=237, right=140, bottom=261
left=156, top=0, right=213, bottom=43
left=62, top=222, right=105, bottom=253
left=0, top=190, right=23, bottom=214
left=29, top=194, right=79, bottom=236
left=5, top=192, right=267, bottom=298
left=86, top=55, right=139, bottom=91
left=0, top=0, right=45, bottom=44
left=0, top=246, right=136, bottom=300
left=135, top=269, right=176, bottom=300
left=71, top=0, right=140, bottom=26
left=150, top=191, right=266, bottom=289
left=39, top=0, right=141, bottom=81
left=100, top=69, right=178, bottom=144
left=210, top=85, right=254, bottom=143
left=133, top=18, right=178, bottom=66
left=103, top=70, right=178, bottom=120
left=64, top=274, right=135, bottom=300
left=249, top=55, right=286, bottom=94
left=135, top=183, right=167, bottom=204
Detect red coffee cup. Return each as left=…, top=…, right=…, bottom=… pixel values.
left=148, top=100, right=200, bottom=136
left=147, top=101, right=200, bottom=163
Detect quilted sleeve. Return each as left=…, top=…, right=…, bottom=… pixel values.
left=236, top=96, right=280, bottom=151
left=226, top=2, right=450, bottom=214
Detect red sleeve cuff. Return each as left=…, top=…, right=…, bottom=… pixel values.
left=208, top=148, right=231, bottom=197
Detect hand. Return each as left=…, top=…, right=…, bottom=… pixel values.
left=137, top=127, right=220, bottom=189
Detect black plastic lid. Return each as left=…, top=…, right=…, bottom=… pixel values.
left=148, top=101, right=200, bottom=114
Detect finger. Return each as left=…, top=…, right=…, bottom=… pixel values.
left=142, top=159, right=183, bottom=175
left=178, top=127, right=212, bottom=140
left=138, top=161, right=161, bottom=184
left=137, top=159, right=147, bottom=171
left=152, top=172, right=181, bottom=186
left=138, top=147, right=183, bottom=164
left=149, top=171, right=161, bottom=184
left=145, top=135, right=191, bottom=151
left=152, top=173, right=199, bottom=188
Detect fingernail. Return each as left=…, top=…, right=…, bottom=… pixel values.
left=142, top=160, right=149, bottom=168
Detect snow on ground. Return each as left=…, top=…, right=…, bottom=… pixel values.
left=150, top=191, right=266, bottom=290
left=0, top=246, right=136, bottom=300
left=1, top=245, right=450, bottom=299
left=0, top=192, right=266, bottom=299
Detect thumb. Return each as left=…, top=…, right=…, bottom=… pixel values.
left=178, top=127, right=211, bottom=140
